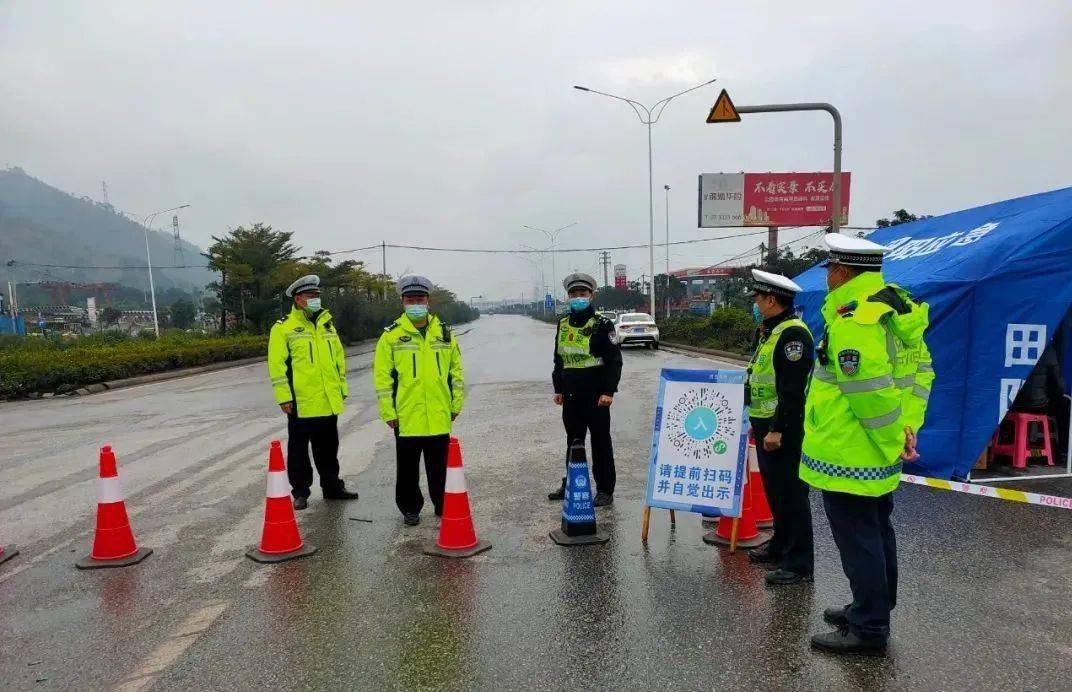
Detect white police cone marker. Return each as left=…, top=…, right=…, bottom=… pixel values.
left=549, top=442, right=609, bottom=546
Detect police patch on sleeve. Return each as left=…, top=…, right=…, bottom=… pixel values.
left=837, top=349, right=861, bottom=376
left=784, top=341, right=804, bottom=362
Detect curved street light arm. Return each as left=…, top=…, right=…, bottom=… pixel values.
left=574, top=85, right=651, bottom=123
left=650, top=77, right=718, bottom=123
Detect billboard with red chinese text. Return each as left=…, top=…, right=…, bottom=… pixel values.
left=698, top=172, right=851, bottom=227
left=613, top=264, right=627, bottom=289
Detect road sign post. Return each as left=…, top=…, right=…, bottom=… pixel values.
left=707, top=100, right=844, bottom=234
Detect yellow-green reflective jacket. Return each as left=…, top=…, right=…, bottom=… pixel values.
left=373, top=313, right=465, bottom=437
left=801, top=272, right=933, bottom=496
left=267, top=307, right=348, bottom=418
left=747, top=317, right=812, bottom=419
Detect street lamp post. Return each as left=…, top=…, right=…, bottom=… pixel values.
left=141, top=204, right=191, bottom=337
left=664, top=184, right=671, bottom=319
left=521, top=222, right=577, bottom=305
left=574, top=78, right=716, bottom=317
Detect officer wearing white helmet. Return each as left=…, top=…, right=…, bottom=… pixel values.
left=803, top=233, right=933, bottom=655
left=548, top=272, right=623, bottom=506
left=374, top=274, right=466, bottom=526
left=745, top=269, right=815, bottom=586
left=267, top=274, right=359, bottom=510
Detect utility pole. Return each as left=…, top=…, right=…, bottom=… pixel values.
left=598, top=250, right=611, bottom=288
left=767, top=227, right=778, bottom=265
left=381, top=241, right=388, bottom=299
left=101, top=181, right=109, bottom=206
left=173, top=215, right=186, bottom=266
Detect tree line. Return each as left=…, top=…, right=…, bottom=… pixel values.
left=203, top=223, right=477, bottom=342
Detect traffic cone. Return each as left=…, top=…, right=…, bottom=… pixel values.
left=0, top=544, right=18, bottom=567
left=703, top=471, right=771, bottom=549
left=76, top=446, right=153, bottom=569
left=246, top=440, right=317, bottom=563
left=749, top=435, right=774, bottom=529
left=550, top=442, right=609, bottom=546
left=424, top=437, right=491, bottom=558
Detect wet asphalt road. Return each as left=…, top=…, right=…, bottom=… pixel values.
left=1, top=314, right=1070, bottom=691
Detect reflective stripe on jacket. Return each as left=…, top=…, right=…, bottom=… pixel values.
left=373, top=313, right=465, bottom=437
left=267, top=307, right=348, bottom=418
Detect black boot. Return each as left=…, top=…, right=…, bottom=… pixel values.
left=548, top=478, right=566, bottom=501
left=823, top=605, right=850, bottom=627
left=324, top=485, right=359, bottom=501
left=748, top=546, right=781, bottom=565
left=765, top=568, right=813, bottom=586
left=593, top=492, right=613, bottom=507
left=293, top=496, right=308, bottom=511
left=810, top=627, right=887, bottom=656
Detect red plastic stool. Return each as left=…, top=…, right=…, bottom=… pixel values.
left=988, top=413, right=1055, bottom=469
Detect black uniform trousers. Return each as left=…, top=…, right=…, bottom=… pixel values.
left=562, top=391, right=615, bottom=496
left=287, top=414, right=344, bottom=499
left=823, top=489, right=897, bottom=641
left=394, top=432, right=449, bottom=516
left=751, top=418, right=814, bottom=575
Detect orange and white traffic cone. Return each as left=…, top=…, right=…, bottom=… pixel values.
left=246, top=441, right=317, bottom=563
left=424, top=437, right=491, bottom=558
left=76, top=446, right=153, bottom=569
left=749, top=436, right=774, bottom=529
left=703, top=472, right=772, bottom=550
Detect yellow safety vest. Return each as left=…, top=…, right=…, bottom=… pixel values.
left=747, top=317, right=811, bottom=419
left=557, top=317, right=604, bottom=369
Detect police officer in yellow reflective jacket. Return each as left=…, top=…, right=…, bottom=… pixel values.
left=268, top=274, right=360, bottom=511
left=802, top=235, right=932, bottom=656
left=746, top=269, right=815, bottom=586
left=549, top=272, right=623, bottom=506
left=374, top=275, right=465, bottom=526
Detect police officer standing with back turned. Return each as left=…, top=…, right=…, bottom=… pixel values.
left=267, top=274, right=360, bottom=511
left=802, top=234, right=932, bottom=656
left=548, top=272, right=623, bottom=506
left=374, top=274, right=466, bottom=526
left=745, top=269, right=815, bottom=586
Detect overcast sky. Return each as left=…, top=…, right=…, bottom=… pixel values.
left=2, top=1, right=1069, bottom=301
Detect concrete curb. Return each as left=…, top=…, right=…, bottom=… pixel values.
left=69, top=341, right=378, bottom=398
left=19, top=322, right=478, bottom=401
left=660, top=341, right=750, bottom=365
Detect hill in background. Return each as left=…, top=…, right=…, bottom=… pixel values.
left=0, top=167, right=213, bottom=304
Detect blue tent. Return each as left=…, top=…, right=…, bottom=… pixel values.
left=795, top=187, right=1072, bottom=480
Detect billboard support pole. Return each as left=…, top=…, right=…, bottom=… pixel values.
left=735, top=103, right=842, bottom=234
left=767, top=227, right=778, bottom=265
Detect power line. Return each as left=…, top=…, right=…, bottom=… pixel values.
left=331, top=226, right=838, bottom=256
left=8, top=261, right=210, bottom=270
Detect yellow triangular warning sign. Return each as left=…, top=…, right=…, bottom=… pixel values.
left=706, top=89, right=740, bottom=123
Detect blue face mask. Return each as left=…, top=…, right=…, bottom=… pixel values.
left=405, top=304, right=429, bottom=321
left=305, top=297, right=322, bottom=312
left=569, top=297, right=590, bottom=312
left=752, top=303, right=762, bottom=323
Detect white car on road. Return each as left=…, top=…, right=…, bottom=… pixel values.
left=615, top=312, right=660, bottom=349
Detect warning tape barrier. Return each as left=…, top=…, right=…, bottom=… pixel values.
left=901, top=474, right=1072, bottom=510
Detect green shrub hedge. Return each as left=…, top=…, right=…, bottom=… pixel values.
left=0, top=332, right=267, bottom=398
left=658, top=308, right=755, bottom=354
